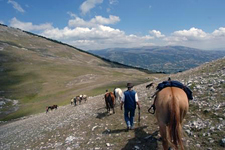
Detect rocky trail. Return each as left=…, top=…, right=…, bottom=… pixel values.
left=0, top=58, right=225, bottom=150
left=0, top=82, right=160, bottom=150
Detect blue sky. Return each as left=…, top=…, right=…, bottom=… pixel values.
left=1, top=0, right=225, bottom=50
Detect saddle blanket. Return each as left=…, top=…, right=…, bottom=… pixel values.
left=156, top=80, right=193, bottom=100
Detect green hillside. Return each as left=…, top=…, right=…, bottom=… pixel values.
left=0, top=25, right=161, bottom=121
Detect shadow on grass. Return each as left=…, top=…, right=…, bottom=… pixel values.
left=105, top=128, right=128, bottom=134
left=121, top=126, right=159, bottom=150
left=96, top=111, right=109, bottom=119
left=97, top=106, right=107, bottom=111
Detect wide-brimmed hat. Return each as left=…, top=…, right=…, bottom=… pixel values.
left=126, top=83, right=133, bottom=88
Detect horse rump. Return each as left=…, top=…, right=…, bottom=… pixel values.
left=53, top=105, right=58, bottom=109
left=154, top=87, right=188, bottom=150
left=113, top=88, right=123, bottom=104
left=105, top=92, right=115, bottom=114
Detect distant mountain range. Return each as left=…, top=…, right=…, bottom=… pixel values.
left=89, top=46, right=225, bottom=73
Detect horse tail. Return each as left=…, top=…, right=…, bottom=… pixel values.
left=113, top=88, right=117, bottom=98
left=111, top=92, right=115, bottom=106
left=108, top=93, right=114, bottom=108
left=169, top=88, right=184, bottom=150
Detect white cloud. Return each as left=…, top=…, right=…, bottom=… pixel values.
left=91, top=15, right=120, bottom=25
left=80, top=0, right=103, bottom=15
left=68, top=16, right=89, bottom=28
left=164, top=27, right=225, bottom=49
left=212, top=27, right=225, bottom=38
left=109, top=0, right=118, bottom=5
left=149, top=30, right=165, bottom=38
left=41, top=24, right=154, bottom=50
left=8, top=16, right=225, bottom=50
left=42, top=25, right=124, bottom=41
left=9, top=17, right=53, bottom=31
left=0, top=20, right=4, bottom=24
left=164, top=27, right=209, bottom=43
left=8, top=0, right=25, bottom=13
left=173, top=27, right=208, bottom=40
left=67, top=12, right=77, bottom=18
left=68, top=15, right=120, bottom=28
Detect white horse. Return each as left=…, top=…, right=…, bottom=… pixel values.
left=71, top=98, right=74, bottom=105
left=80, top=94, right=87, bottom=102
left=113, top=88, right=124, bottom=105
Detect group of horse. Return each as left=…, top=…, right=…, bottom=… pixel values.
left=106, top=80, right=189, bottom=150
left=45, top=78, right=189, bottom=150
left=104, top=88, right=123, bottom=114
left=45, top=95, right=87, bottom=114
left=70, top=94, right=87, bottom=106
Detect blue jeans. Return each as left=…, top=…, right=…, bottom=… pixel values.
left=124, top=108, right=135, bottom=127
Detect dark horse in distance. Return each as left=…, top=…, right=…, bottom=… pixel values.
left=104, top=92, right=115, bottom=114
left=46, top=105, right=58, bottom=113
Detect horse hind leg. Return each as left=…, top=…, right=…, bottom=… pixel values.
left=106, top=103, right=110, bottom=113
left=112, top=107, right=115, bottom=114
left=112, top=100, right=115, bottom=114
left=107, top=106, right=110, bottom=113
left=159, top=123, right=169, bottom=150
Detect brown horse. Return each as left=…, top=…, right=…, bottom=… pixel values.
left=154, top=87, right=189, bottom=150
left=104, top=92, right=115, bottom=114
left=146, top=82, right=156, bottom=89
left=46, top=105, right=58, bottom=113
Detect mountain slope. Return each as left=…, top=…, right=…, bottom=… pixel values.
left=89, top=46, right=225, bottom=73
left=0, top=57, right=224, bottom=150
left=0, top=24, right=157, bottom=120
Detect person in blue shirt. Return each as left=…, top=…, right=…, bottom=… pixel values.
left=121, top=83, right=140, bottom=130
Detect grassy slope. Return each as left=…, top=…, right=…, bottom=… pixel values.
left=25, top=58, right=224, bottom=150
left=0, top=25, right=159, bottom=121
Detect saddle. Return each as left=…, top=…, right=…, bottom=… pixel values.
left=156, top=80, right=193, bottom=100
left=148, top=79, right=193, bottom=114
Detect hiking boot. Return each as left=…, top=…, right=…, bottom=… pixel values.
left=130, top=126, right=135, bottom=130
left=125, top=127, right=129, bottom=132
left=126, top=126, right=131, bottom=131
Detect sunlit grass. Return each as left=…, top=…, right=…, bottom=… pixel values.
left=0, top=28, right=157, bottom=121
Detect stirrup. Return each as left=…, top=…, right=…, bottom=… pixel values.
left=148, top=105, right=155, bottom=114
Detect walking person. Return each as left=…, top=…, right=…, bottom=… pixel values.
left=73, top=97, right=77, bottom=106
left=121, top=83, right=140, bottom=131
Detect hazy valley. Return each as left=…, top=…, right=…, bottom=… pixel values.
left=89, top=46, right=225, bottom=73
